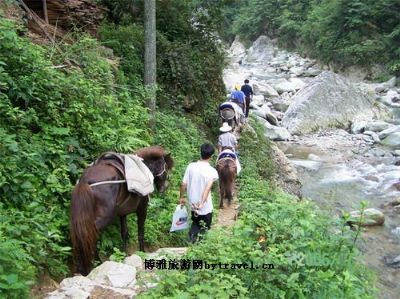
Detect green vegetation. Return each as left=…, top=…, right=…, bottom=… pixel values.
left=224, top=0, right=400, bottom=75
left=0, top=1, right=378, bottom=297
left=0, top=0, right=225, bottom=295
left=139, top=120, right=376, bottom=299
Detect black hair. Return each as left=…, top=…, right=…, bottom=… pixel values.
left=244, top=79, right=249, bottom=83
left=200, top=143, right=215, bottom=159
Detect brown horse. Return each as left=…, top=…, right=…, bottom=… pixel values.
left=216, top=157, right=237, bottom=208
left=70, top=146, right=173, bottom=275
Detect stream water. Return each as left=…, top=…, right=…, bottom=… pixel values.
left=278, top=133, right=400, bottom=298
left=224, top=37, right=400, bottom=298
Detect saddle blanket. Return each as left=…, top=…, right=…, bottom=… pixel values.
left=124, top=154, right=154, bottom=196
left=220, top=101, right=245, bottom=124
left=217, top=149, right=241, bottom=175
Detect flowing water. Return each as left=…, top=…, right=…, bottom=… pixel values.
left=224, top=37, right=400, bottom=298
left=278, top=134, right=400, bottom=298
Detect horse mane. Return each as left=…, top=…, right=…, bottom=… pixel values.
left=136, top=145, right=174, bottom=169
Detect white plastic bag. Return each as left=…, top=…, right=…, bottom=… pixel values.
left=170, top=205, right=189, bottom=232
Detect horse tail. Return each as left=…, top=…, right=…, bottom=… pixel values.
left=70, top=182, right=98, bottom=276
left=219, top=160, right=236, bottom=202
left=224, top=162, right=235, bottom=201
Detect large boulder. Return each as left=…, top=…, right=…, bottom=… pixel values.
left=228, top=36, right=246, bottom=63
left=243, top=35, right=276, bottom=64
left=281, top=71, right=377, bottom=135
left=347, top=208, right=385, bottom=227
left=253, top=82, right=279, bottom=97
left=381, top=132, right=400, bottom=148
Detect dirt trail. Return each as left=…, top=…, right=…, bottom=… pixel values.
left=216, top=201, right=239, bottom=227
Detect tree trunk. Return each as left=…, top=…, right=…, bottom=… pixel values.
left=144, top=0, right=156, bottom=131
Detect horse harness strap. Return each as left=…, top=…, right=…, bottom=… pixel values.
left=89, top=179, right=126, bottom=187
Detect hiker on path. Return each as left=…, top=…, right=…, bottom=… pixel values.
left=218, top=122, right=238, bottom=153
left=179, top=143, right=219, bottom=242
left=217, top=123, right=241, bottom=174
left=241, top=79, right=253, bottom=118
left=230, top=84, right=246, bottom=114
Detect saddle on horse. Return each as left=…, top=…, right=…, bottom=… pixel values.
left=217, top=149, right=241, bottom=174
left=92, top=152, right=154, bottom=196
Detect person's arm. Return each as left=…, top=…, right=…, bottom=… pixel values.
left=179, top=182, right=187, bottom=205
left=218, top=145, right=222, bottom=153
left=197, top=180, right=214, bottom=209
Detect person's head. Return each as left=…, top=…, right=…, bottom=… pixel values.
left=244, top=79, right=249, bottom=84
left=200, top=143, right=215, bottom=160
left=234, top=84, right=241, bottom=91
left=219, top=122, right=232, bottom=133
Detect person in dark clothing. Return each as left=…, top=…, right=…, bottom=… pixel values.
left=241, top=79, right=253, bottom=118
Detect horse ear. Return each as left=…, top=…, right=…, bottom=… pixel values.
left=164, top=153, right=174, bottom=169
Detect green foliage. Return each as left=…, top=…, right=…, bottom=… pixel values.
left=139, top=119, right=376, bottom=298
left=225, top=0, right=400, bottom=75
left=109, top=247, right=127, bottom=262
left=99, top=0, right=227, bottom=126
left=0, top=17, right=150, bottom=295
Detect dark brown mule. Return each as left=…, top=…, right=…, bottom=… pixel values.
left=70, top=146, right=173, bottom=275
left=216, top=157, right=237, bottom=209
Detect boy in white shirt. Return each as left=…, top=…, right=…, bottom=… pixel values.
left=179, top=143, right=219, bottom=242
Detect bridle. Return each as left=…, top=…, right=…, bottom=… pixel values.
left=154, top=159, right=168, bottom=177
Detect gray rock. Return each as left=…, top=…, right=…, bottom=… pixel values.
left=251, top=94, right=265, bottom=106
left=303, top=67, right=321, bottom=77
left=381, top=132, right=400, bottom=148
left=365, top=120, right=390, bottom=132
left=264, top=125, right=291, bottom=141
left=124, top=254, right=143, bottom=270
left=243, top=35, right=276, bottom=64
left=291, top=159, right=322, bottom=171
left=271, top=95, right=291, bottom=112
left=351, top=120, right=367, bottom=134
left=392, top=150, right=400, bottom=156
left=270, top=144, right=302, bottom=198
left=266, top=111, right=279, bottom=126
left=87, top=261, right=136, bottom=288
left=380, top=90, right=400, bottom=105
left=281, top=71, right=377, bottom=135
left=228, top=36, right=246, bottom=63
left=272, top=110, right=285, bottom=121
left=375, top=84, right=386, bottom=93
left=253, top=82, right=279, bottom=97
left=347, top=208, right=385, bottom=227
left=363, top=131, right=380, bottom=143
left=274, top=78, right=306, bottom=94
left=378, top=125, right=400, bottom=139
left=47, top=288, right=91, bottom=299
left=384, top=76, right=397, bottom=89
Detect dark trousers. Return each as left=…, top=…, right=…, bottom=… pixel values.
left=245, top=96, right=251, bottom=117
left=189, top=211, right=212, bottom=243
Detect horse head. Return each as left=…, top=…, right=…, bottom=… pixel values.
left=136, top=146, right=174, bottom=193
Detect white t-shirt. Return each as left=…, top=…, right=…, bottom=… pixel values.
left=182, top=160, right=219, bottom=215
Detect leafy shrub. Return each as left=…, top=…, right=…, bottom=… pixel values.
left=0, top=17, right=149, bottom=295
left=139, top=119, right=376, bottom=298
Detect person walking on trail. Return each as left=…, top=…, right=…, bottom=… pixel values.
left=230, top=84, right=246, bottom=114
left=218, top=122, right=238, bottom=153
left=241, top=79, right=253, bottom=118
left=179, top=143, right=219, bottom=242
left=217, top=123, right=242, bottom=174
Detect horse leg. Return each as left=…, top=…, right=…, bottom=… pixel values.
left=219, top=184, right=224, bottom=209
left=136, top=196, right=149, bottom=251
left=120, top=215, right=129, bottom=253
